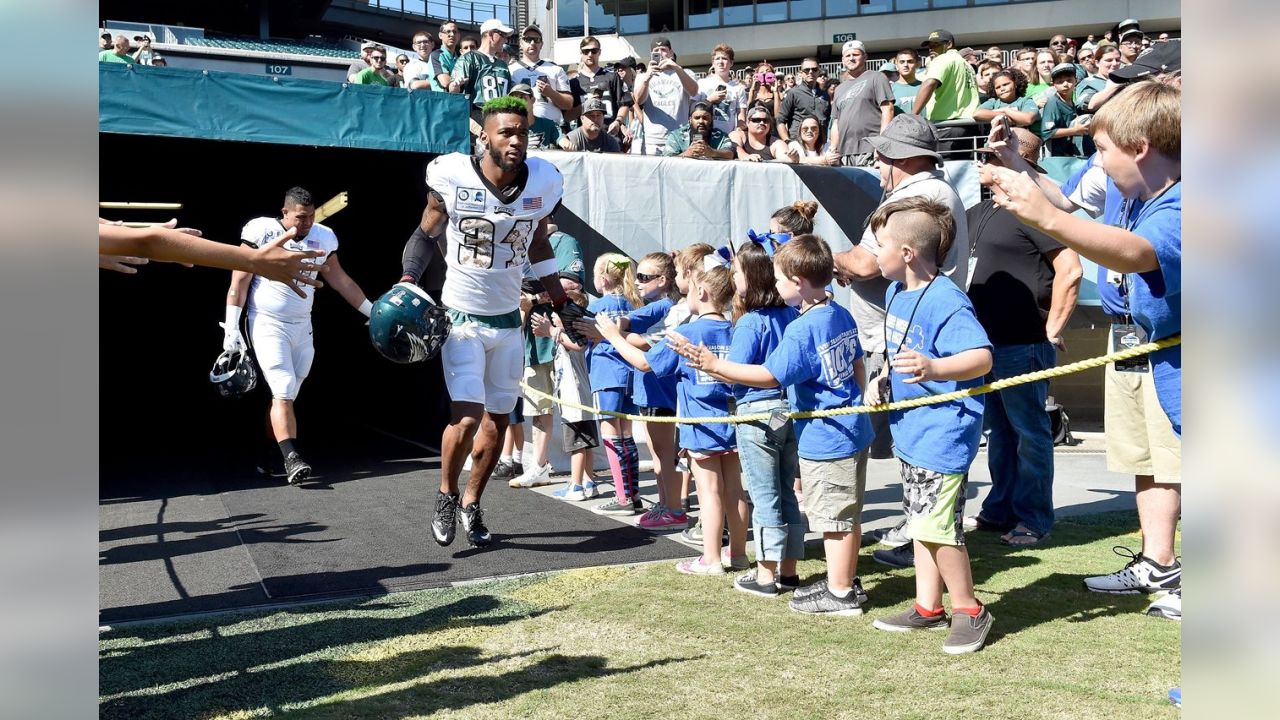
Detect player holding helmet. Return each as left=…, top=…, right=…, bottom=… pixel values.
left=397, top=97, right=575, bottom=548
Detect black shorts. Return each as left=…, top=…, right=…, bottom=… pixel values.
left=636, top=406, right=677, bottom=418
left=563, top=419, right=600, bottom=453
left=509, top=403, right=525, bottom=424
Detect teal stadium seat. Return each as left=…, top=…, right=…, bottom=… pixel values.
left=186, top=36, right=359, bottom=59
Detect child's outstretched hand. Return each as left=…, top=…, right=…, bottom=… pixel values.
left=987, top=166, right=1056, bottom=231
left=595, top=313, right=623, bottom=340
left=530, top=312, right=553, bottom=337
left=891, top=348, right=937, bottom=384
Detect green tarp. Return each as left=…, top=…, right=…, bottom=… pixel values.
left=99, top=62, right=470, bottom=154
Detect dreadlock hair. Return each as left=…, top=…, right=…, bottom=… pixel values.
left=481, top=96, right=530, bottom=124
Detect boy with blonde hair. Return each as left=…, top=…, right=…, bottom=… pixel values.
left=867, top=196, right=996, bottom=653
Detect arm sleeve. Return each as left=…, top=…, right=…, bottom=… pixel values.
left=400, top=225, right=438, bottom=282
left=761, top=329, right=816, bottom=387
left=645, top=340, right=680, bottom=378
left=1135, top=205, right=1182, bottom=299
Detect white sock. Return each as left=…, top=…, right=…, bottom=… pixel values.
left=500, top=454, right=512, bottom=464
left=829, top=587, right=851, bottom=598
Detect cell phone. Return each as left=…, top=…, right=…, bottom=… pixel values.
left=716, top=84, right=726, bottom=92
left=651, top=50, right=663, bottom=66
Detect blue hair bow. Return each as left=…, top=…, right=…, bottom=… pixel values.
left=702, top=244, right=735, bottom=272
left=746, top=228, right=793, bottom=258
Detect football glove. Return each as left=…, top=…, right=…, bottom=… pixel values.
left=553, top=300, right=594, bottom=346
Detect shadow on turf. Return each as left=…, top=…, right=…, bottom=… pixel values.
left=101, top=594, right=545, bottom=701
left=99, top=562, right=453, bottom=625
left=100, top=592, right=701, bottom=720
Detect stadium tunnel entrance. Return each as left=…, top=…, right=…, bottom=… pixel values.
left=100, top=132, right=452, bottom=486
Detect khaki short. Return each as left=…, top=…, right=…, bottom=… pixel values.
left=521, top=362, right=555, bottom=416
left=798, top=450, right=868, bottom=533
left=1105, top=331, right=1181, bottom=483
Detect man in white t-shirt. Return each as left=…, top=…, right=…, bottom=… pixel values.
left=696, top=43, right=747, bottom=136
left=401, top=30, right=436, bottom=90
left=221, top=187, right=374, bottom=485
left=631, top=36, right=699, bottom=155
left=507, top=24, right=572, bottom=126
left=832, top=114, right=970, bottom=469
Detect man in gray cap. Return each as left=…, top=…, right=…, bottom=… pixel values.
left=832, top=114, right=971, bottom=513
left=564, top=97, right=623, bottom=153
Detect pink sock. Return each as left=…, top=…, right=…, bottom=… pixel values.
left=602, top=437, right=626, bottom=499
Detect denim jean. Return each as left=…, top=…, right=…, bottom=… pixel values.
left=736, top=398, right=805, bottom=562
left=979, top=342, right=1056, bottom=536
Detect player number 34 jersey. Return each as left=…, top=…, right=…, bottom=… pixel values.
left=427, top=153, right=563, bottom=316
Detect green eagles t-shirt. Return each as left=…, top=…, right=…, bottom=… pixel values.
left=922, top=50, right=978, bottom=121
left=978, top=95, right=1042, bottom=136
left=353, top=67, right=390, bottom=86
left=451, top=51, right=512, bottom=107
left=1039, top=93, right=1084, bottom=157
left=892, top=79, right=921, bottom=115
left=99, top=51, right=135, bottom=64
left=528, top=116, right=563, bottom=151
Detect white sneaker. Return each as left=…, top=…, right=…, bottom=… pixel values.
left=1083, top=546, right=1181, bottom=594
left=1146, top=588, right=1181, bottom=621
left=509, top=462, right=554, bottom=488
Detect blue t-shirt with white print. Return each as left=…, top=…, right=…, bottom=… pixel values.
left=884, top=276, right=992, bottom=474
left=646, top=317, right=736, bottom=453
left=587, top=293, right=635, bottom=391
left=762, top=302, right=872, bottom=461
left=729, top=306, right=799, bottom=404
left=627, top=297, right=678, bottom=409
left=1126, top=182, right=1182, bottom=436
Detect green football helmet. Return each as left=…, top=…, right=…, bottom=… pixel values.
left=368, top=282, right=450, bottom=363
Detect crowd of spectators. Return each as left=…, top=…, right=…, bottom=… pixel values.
left=100, top=17, right=1177, bottom=162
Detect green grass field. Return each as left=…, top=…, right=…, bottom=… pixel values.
left=100, top=510, right=1180, bottom=719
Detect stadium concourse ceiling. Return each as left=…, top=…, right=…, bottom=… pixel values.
left=99, top=1, right=420, bottom=42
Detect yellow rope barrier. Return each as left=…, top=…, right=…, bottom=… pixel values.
left=98, top=202, right=183, bottom=210
left=520, top=335, right=1181, bottom=425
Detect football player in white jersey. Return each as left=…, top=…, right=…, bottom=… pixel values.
left=222, top=187, right=375, bottom=485
left=398, top=97, right=569, bottom=548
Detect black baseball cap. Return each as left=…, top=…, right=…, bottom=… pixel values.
left=1110, top=39, right=1180, bottom=82
left=920, top=29, right=955, bottom=48
left=651, top=36, right=672, bottom=50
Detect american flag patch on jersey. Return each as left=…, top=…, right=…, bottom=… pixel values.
left=522, top=197, right=542, bottom=211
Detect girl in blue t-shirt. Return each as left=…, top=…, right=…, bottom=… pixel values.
left=620, top=251, right=686, bottom=530
left=599, top=262, right=745, bottom=575
left=587, top=253, right=643, bottom=515
left=726, top=241, right=802, bottom=595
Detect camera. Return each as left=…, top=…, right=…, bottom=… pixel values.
left=754, top=71, right=776, bottom=85
left=650, top=50, right=663, bottom=66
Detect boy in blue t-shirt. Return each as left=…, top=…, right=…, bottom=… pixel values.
left=862, top=196, right=996, bottom=655
left=986, top=81, right=1182, bottom=614
left=678, top=235, right=874, bottom=615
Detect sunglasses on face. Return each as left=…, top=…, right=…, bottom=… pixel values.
left=582, top=48, right=600, bottom=54
left=800, top=67, right=818, bottom=73
left=636, top=272, right=661, bottom=283
left=522, top=37, right=542, bottom=43
left=749, top=117, right=769, bottom=124
left=370, top=55, right=385, bottom=60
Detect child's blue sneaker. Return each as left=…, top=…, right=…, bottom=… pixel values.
left=583, top=480, right=599, bottom=499
left=1168, top=688, right=1180, bottom=708
left=553, top=483, right=586, bottom=501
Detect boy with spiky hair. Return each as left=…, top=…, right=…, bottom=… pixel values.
left=866, top=196, right=996, bottom=654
